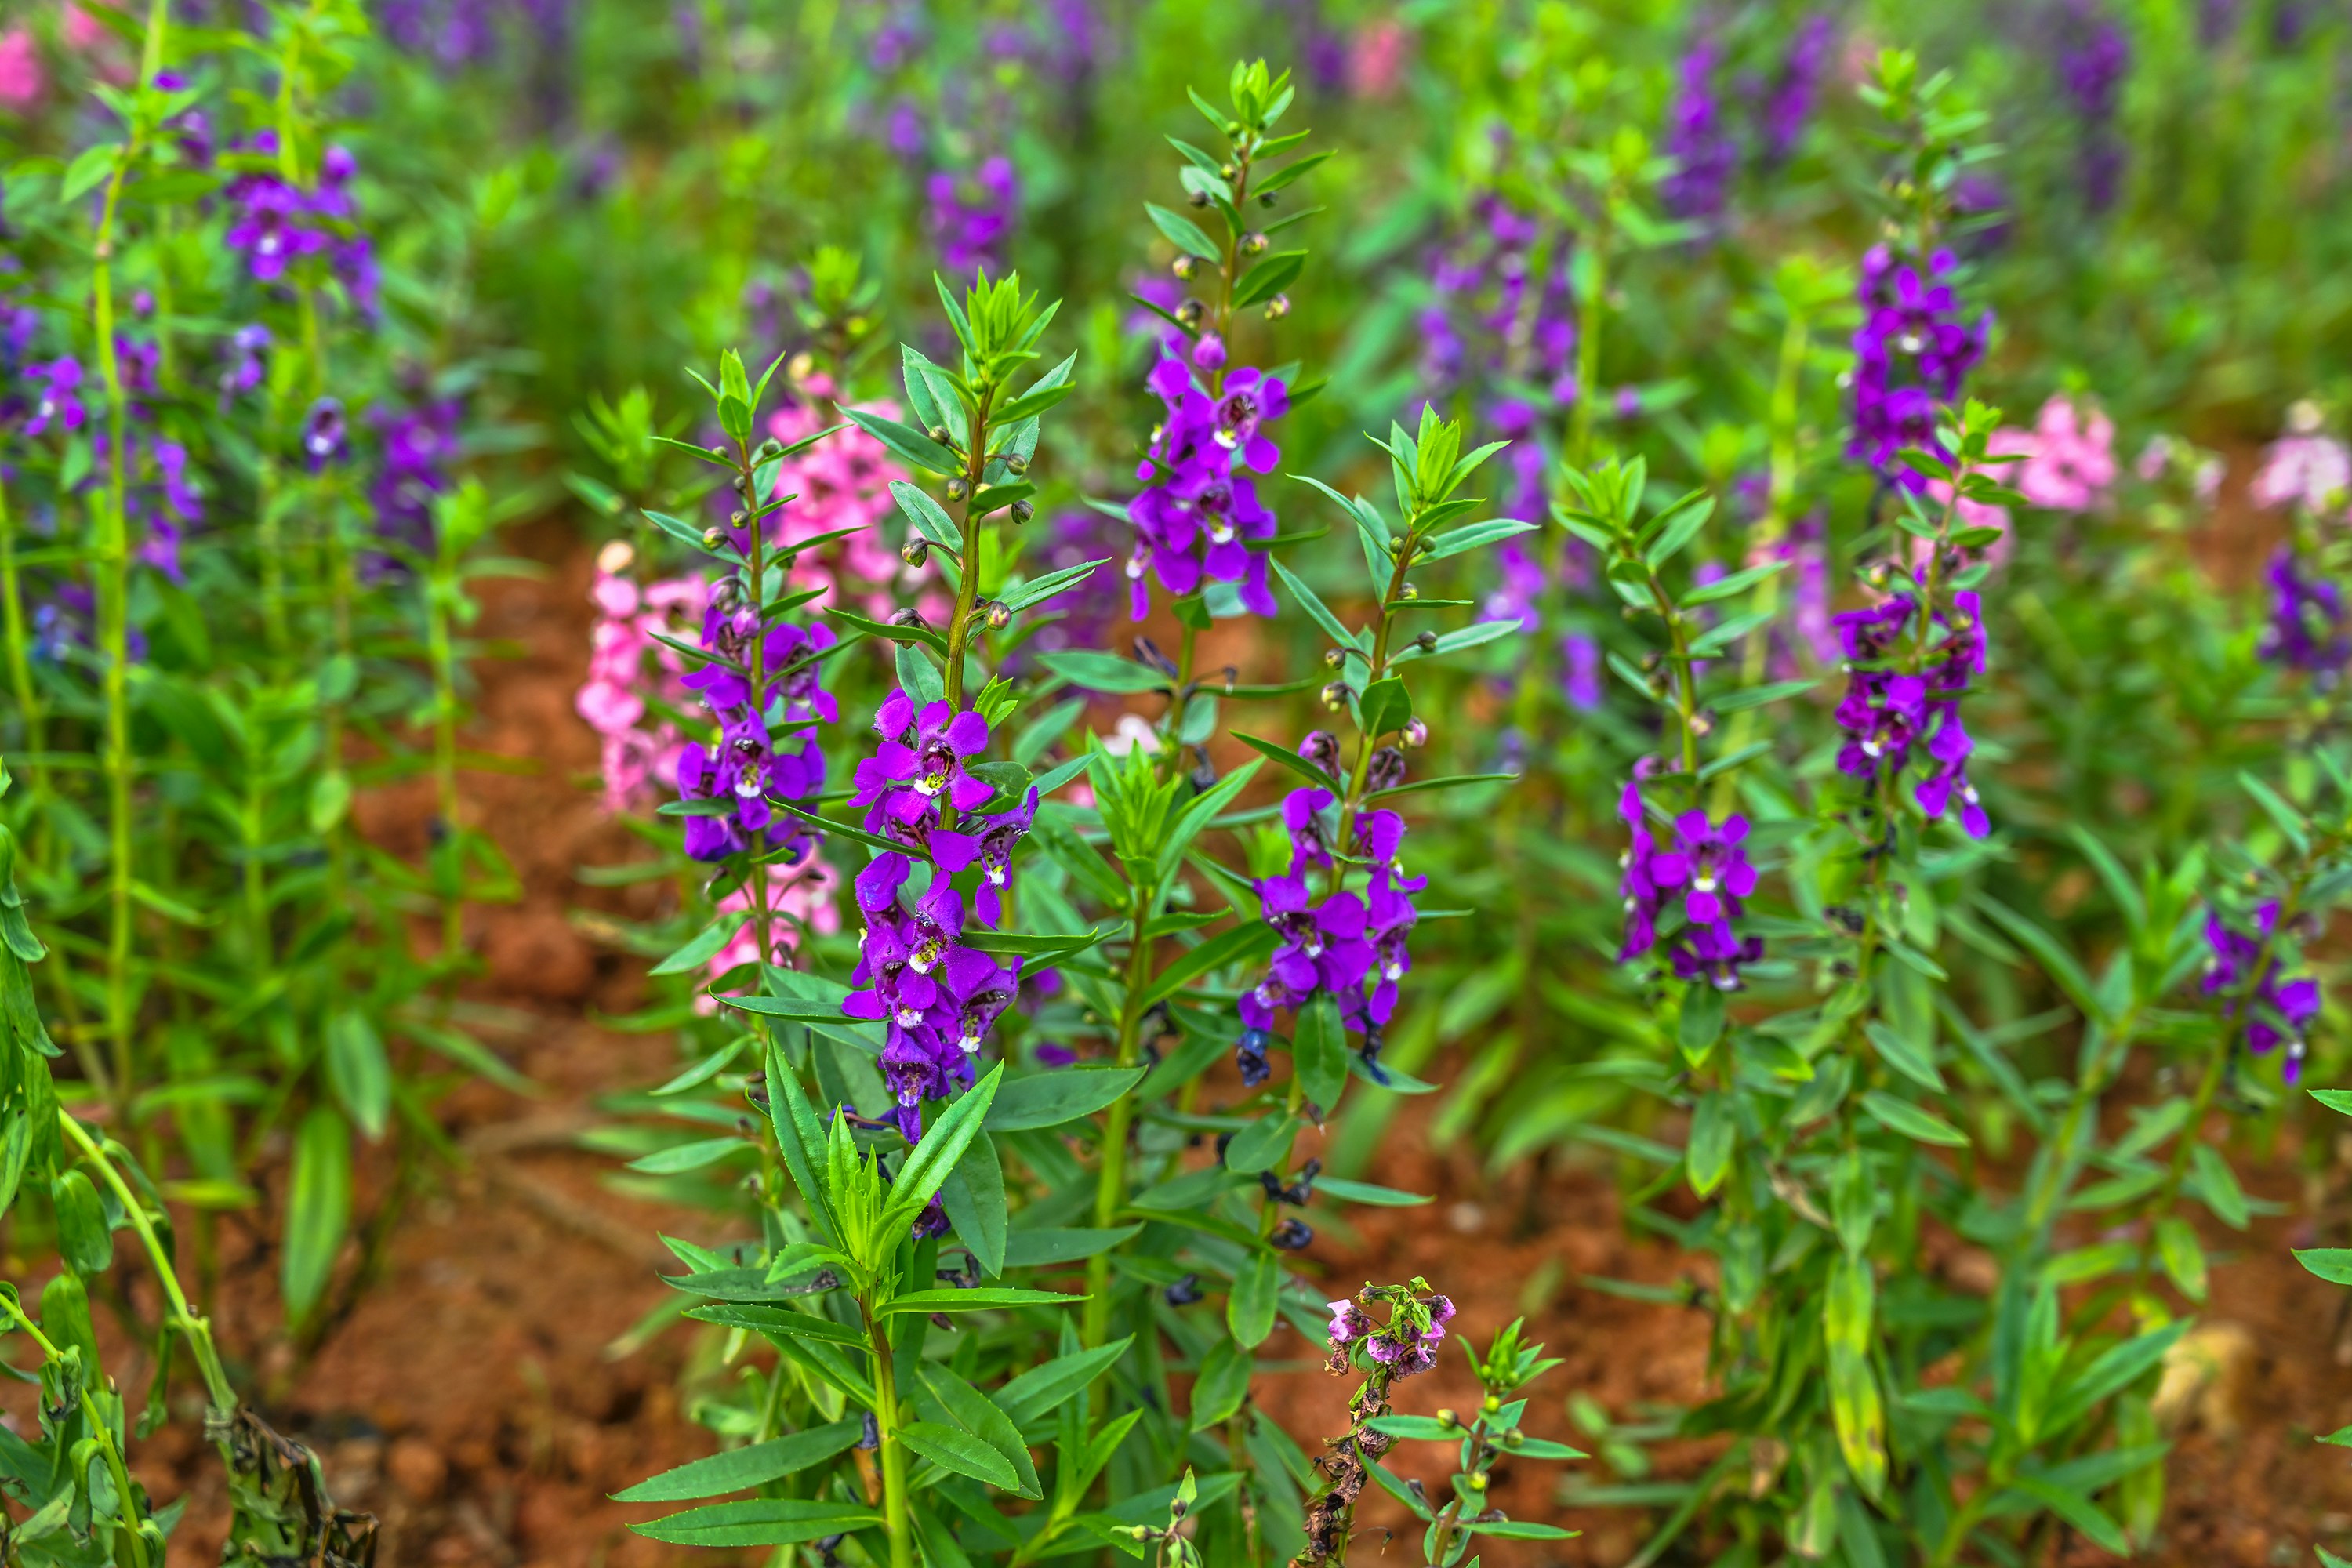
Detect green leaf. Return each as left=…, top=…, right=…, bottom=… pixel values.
left=1708, top=677, right=1816, bottom=713
left=325, top=1011, right=391, bottom=1141
left=60, top=143, right=118, bottom=204
left=2239, top=771, right=2310, bottom=855
left=890, top=480, right=961, bottom=552
left=51, top=1171, right=111, bottom=1278
left=938, top=1131, right=1008, bottom=1277
left=881, top=1065, right=1005, bottom=1236
left=650, top=910, right=750, bottom=977
left=1228, top=1251, right=1279, bottom=1349
left=627, top=1136, right=753, bottom=1174
left=1312, top=1176, right=1429, bottom=1207
left=1293, top=994, right=1349, bottom=1112
left=997, top=1338, right=1131, bottom=1426
left=1189, top=1338, right=1254, bottom=1432
left=1036, top=650, right=1171, bottom=694
left=1145, top=201, right=1221, bottom=260
left=880, top=1287, right=1084, bottom=1317
left=1976, top=898, right=2107, bottom=1024
left=1467, top=1520, right=1580, bottom=1540
left=843, top=406, right=960, bottom=476
left=1232, top=249, right=1305, bottom=308
left=1001, top=1225, right=1143, bottom=1268
left=2002, top=1479, right=2127, bottom=1555
left=1365, top=1457, right=1436, bottom=1521
left=1269, top=557, right=1364, bottom=652
left=632, top=1500, right=882, bottom=1548
left=918, top=1364, right=1041, bottom=1498
left=985, top=1067, right=1145, bottom=1131
left=1365, top=1415, right=1461, bottom=1441
left=2296, top=1247, right=2352, bottom=1285
left=283, top=1108, right=353, bottom=1325
left=1419, top=517, right=1538, bottom=561
left=1001, top=557, right=1112, bottom=615
left=1864, top=1019, right=1946, bottom=1094
left=2157, top=1217, right=2207, bottom=1301
left=2188, top=1142, right=2250, bottom=1229
left=1138, top=922, right=1278, bottom=1008
left=612, top=1421, right=862, bottom=1502
left=1358, top=677, right=1412, bottom=740
left=1224, top=1115, right=1298, bottom=1175
left=1686, top=1092, right=1733, bottom=1199
left=2310, top=1088, right=2352, bottom=1118
left=1232, top=731, right=1342, bottom=794
left=686, top=1303, right=867, bottom=1348
left=1859, top=1091, right=1969, bottom=1148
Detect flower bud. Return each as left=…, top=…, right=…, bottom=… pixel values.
left=1270, top=1218, right=1313, bottom=1250
left=1241, top=231, right=1269, bottom=256
left=1414, top=630, right=1438, bottom=653
left=1172, top=255, right=1199, bottom=280
left=1188, top=188, right=1211, bottom=209
left=730, top=510, right=747, bottom=528
left=1265, top=293, right=1291, bottom=320
left=901, top=538, right=929, bottom=568
left=1482, top=1395, right=1501, bottom=1414
left=1004, top=453, right=1029, bottom=476
left=926, top=425, right=952, bottom=445
left=1399, top=583, right=1420, bottom=601
left=1402, top=717, right=1429, bottom=749
left=985, top=601, right=1012, bottom=630
left=1127, top=1526, right=1154, bottom=1542
left=1366, top=747, right=1407, bottom=793
left=709, top=443, right=728, bottom=458
left=890, top=608, right=929, bottom=630
left=757, top=437, right=782, bottom=460
left=1258, top=191, right=1277, bottom=207
left=1323, top=647, right=1345, bottom=668
left=1175, top=299, right=1206, bottom=329
left=1436, top=1409, right=1458, bottom=1429
left=1010, top=500, right=1036, bottom=524
left=1319, top=681, right=1353, bottom=711
left=1219, top=162, right=1238, bottom=181
left=597, top=539, right=636, bottom=574
left=731, top=473, right=749, bottom=495
left=1298, top=731, right=1341, bottom=774
left=946, top=477, right=970, bottom=502
left=701, top=527, right=728, bottom=551
left=1467, top=1472, right=1488, bottom=1492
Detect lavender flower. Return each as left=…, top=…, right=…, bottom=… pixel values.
left=1830, top=584, right=1990, bottom=837
left=22, top=358, right=84, bottom=437
left=1617, top=782, right=1764, bottom=989
left=927, top=157, right=1018, bottom=278
left=2202, top=901, right=2321, bottom=1082
left=1849, top=247, right=1991, bottom=488
left=1661, top=39, right=1737, bottom=225
left=1236, top=748, right=1426, bottom=1080
left=676, top=597, right=836, bottom=863
left=2258, top=546, right=2347, bottom=677
left=1125, top=351, right=1284, bottom=618
left=369, top=399, right=463, bottom=552
left=842, top=689, right=1036, bottom=1141
left=218, top=324, right=270, bottom=403
left=2054, top=1, right=2130, bottom=212
left=1755, top=14, right=1835, bottom=164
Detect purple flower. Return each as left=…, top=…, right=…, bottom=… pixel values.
left=840, top=687, right=1036, bottom=1142
left=1755, top=15, right=1835, bottom=163
left=927, top=156, right=1018, bottom=278
left=1661, top=39, right=1737, bottom=226
left=370, top=399, right=463, bottom=552
left=302, top=397, right=348, bottom=470
left=2202, top=901, right=2322, bottom=1082
left=674, top=607, right=836, bottom=864
left=2259, top=546, right=2347, bottom=677
left=1829, top=585, right=1991, bottom=838
left=219, top=324, right=270, bottom=402
left=23, top=358, right=85, bottom=437
left=1126, top=352, right=1283, bottom=619
left=1849, top=247, right=1992, bottom=488
left=1618, top=785, right=1765, bottom=989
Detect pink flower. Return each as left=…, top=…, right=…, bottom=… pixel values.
left=575, top=541, right=706, bottom=811
left=0, top=30, right=43, bottom=111
left=1348, top=20, right=1410, bottom=100
left=2254, top=433, right=2350, bottom=517
left=2011, top=396, right=2115, bottom=512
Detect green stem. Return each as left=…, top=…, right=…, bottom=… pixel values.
left=1081, top=899, right=1157, bottom=1348
left=866, top=1308, right=914, bottom=1568
left=1710, top=309, right=1809, bottom=814
left=942, top=390, right=996, bottom=713
left=0, top=477, right=44, bottom=793
left=2, top=1295, right=154, bottom=1568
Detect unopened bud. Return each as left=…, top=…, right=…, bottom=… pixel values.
left=1004, top=453, right=1029, bottom=476
left=1127, top=1526, right=1153, bottom=1541
left=1402, top=717, right=1429, bottom=748
left=1188, top=188, right=1211, bottom=208
left=730, top=510, right=747, bottom=528
left=701, top=527, right=728, bottom=550
left=926, top=425, right=951, bottom=445
left=1258, top=191, right=1277, bottom=207
left=1010, top=500, right=1035, bottom=524
left=1175, top=299, right=1206, bottom=329
left=731, top=474, right=749, bottom=495
left=1323, top=647, right=1345, bottom=668
left=946, top=477, right=970, bottom=502
left=1399, top=583, right=1420, bottom=601
left=1468, top=1472, right=1488, bottom=1492
left=985, top=601, right=1012, bottom=630
left=709, top=443, right=728, bottom=458
left=596, top=539, right=636, bottom=574
left=1219, top=162, right=1238, bottom=181
left=1319, top=681, right=1353, bottom=711
left=1414, top=630, right=1437, bottom=653
left=901, top=538, right=929, bottom=568
left=757, top=437, right=782, bottom=460
left=1173, top=255, right=1199, bottom=280
left=1436, top=1409, right=1458, bottom=1428
left=1482, top=1395, right=1501, bottom=1414
left=890, top=608, right=929, bottom=630
left=1265, top=294, right=1291, bottom=320
left=1241, top=231, right=1269, bottom=256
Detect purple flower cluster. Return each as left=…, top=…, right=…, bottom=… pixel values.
left=1420, top=194, right=1576, bottom=408
left=1849, top=247, right=1991, bottom=488
left=1326, top=1287, right=1454, bottom=1378
left=2055, top=0, right=2130, bottom=212
left=844, top=690, right=1036, bottom=1140
left=1235, top=735, right=1423, bottom=1086
left=675, top=600, right=837, bottom=864
left=1125, top=349, right=1285, bottom=618
left=926, top=157, right=1019, bottom=278
left=1661, top=40, right=1737, bottom=224
left=1831, top=586, right=1991, bottom=837
left=1617, top=784, right=1764, bottom=990
left=2202, top=901, right=2321, bottom=1082
left=222, top=134, right=378, bottom=315
left=369, top=400, right=463, bottom=553
left=2259, top=546, right=2347, bottom=677
left=1754, top=14, right=1835, bottom=163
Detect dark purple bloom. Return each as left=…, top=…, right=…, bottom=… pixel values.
left=2259, top=546, right=2347, bottom=677
left=1755, top=15, right=1835, bottom=163
left=1661, top=39, right=1737, bottom=226
left=1830, top=585, right=1991, bottom=837
left=2203, top=901, right=2322, bottom=1082
left=370, top=399, right=463, bottom=553
left=1126, top=352, right=1283, bottom=619
left=1849, top=246, right=1992, bottom=488
left=927, top=156, right=1018, bottom=278
left=23, top=358, right=85, bottom=437
left=302, top=397, right=348, bottom=470
left=219, top=324, right=270, bottom=402
left=1618, top=784, right=1765, bottom=989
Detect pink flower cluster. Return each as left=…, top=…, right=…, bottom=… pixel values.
left=2253, top=411, right=2350, bottom=518
left=767, top=388, right=946, bottom=621
left=577, top=541, right=706, bottom=812
left=1922, top=394, right=2117, bottom=566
